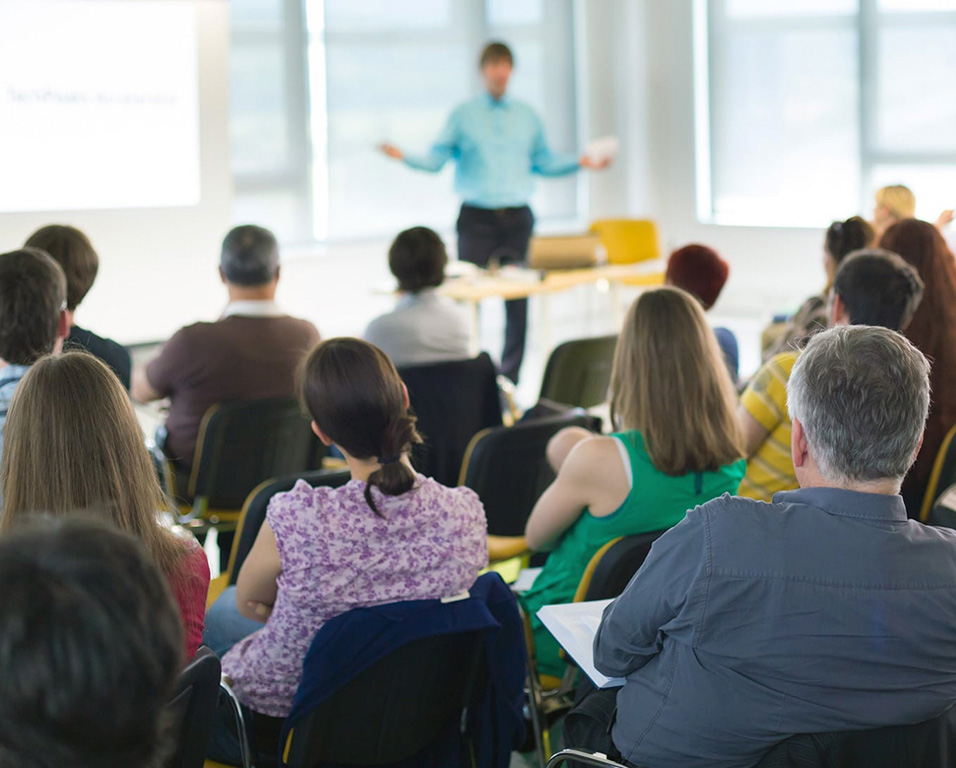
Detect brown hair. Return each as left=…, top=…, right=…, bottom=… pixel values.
left=301, top=338, right=422, bottom=515
left=878, top=219, right=956, bottom=502
left=24, top=225, right=99, bottom=311
left=480, top=41, right=513, bottom=68
left=610, top=287, right=743, bottom=475
left=0, top=352, right=188, bottom=579
left=388, top=226, right=447, bottom=293
left=0, top=248, right=66, bottom=365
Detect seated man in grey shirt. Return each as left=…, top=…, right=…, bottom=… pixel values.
left=364, top=226, right=470, bottom=367
left=576, top=325, right=956, bottom=768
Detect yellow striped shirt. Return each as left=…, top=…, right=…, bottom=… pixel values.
left=738, top=351, right=799, bottom=501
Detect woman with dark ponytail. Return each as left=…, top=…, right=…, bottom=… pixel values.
left=217, top=338, right=488, bottom=727
left=763, top=216, right=875, bottom=361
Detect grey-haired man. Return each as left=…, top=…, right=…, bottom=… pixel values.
left=574, top=326, right=956, bottom=768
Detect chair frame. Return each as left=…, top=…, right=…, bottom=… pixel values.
left=920, top=422, right=956, bottom=522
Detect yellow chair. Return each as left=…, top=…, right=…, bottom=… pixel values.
left=590, top=218, right=664, bottom=291
left=589, top=218, right=660, bottom=265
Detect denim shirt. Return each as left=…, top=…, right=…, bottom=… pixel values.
left=0, top=364, right=30, bottom=470
left=594, top=488, right=956, bottom=768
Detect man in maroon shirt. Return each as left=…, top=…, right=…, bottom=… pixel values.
left=131, top=225, right=320, bottom=475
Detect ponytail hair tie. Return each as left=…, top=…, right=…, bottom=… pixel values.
left=380, top=454, right=402, bottom=465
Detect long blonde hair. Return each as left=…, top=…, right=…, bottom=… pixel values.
left=610, top=287, right=743, bottom=475
left=0, top=352, right=187, bottom=577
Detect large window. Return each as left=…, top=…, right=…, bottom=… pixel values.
left=698, top=0, right=956, bottom=226
left=230, top=0, right=579, bottom=244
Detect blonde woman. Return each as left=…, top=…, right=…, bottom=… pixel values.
left=0, top=351, right=209, bottom=659
left=522, top=287, right=746, bottom=677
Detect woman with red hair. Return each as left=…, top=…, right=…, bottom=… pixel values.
left=879, top=219, right=956, bottom=517
left=665, top=244, right=737, bottom=382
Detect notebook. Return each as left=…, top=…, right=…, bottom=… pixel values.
left=537, top=599, right=625, bottom=689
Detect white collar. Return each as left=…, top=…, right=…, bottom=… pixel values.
left=221, top=300, right=285, bottom=319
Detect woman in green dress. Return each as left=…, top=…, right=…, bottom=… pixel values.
left=523, top=286, right=746, bottom=678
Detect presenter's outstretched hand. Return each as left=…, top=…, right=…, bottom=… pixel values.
left=380, top=143, right=404, bottom=161
left=580, top=155, right=611, bottom=170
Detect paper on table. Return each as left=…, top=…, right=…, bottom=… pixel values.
left=537, top=599, right=625, bottom=689
left=513, top=567, right=543, bottom=593
left=584, top=135, right=620, bottom=164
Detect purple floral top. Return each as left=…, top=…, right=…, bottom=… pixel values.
left=221, top=475, right=488, bottom=717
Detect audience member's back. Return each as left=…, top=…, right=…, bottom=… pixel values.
left=364, top=226, right=470, bottom=366
left=24, top=224, right=131, bottom=389
left=132, top=224, right=319, bottom=469
left=0, top=248, right=68, bottom=467
left=0, top=517, right=182, bottom=768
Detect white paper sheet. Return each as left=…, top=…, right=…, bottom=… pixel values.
left=513, top=567, right=543, bottom=593
left=537, top=599, right=625, bottom=689
left=583, top=135, right=620, bottom=164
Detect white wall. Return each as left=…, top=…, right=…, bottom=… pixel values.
left=0, top=0, right=231, bottom=345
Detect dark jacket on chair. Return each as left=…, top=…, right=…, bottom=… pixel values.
left=280, top=571, right=526, bottom=768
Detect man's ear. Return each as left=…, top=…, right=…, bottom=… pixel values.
left=57, top=308, right=70, bottom=341
left=791, top=416, right=810, bottom=469
left=311, top=420, right=332, bottom=446
left=218, top=265, right=227, bottom=285
left=830, top=293, right=849, bottom=326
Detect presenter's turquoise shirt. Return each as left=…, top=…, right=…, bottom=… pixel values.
left=403, top=93, right=580, bottom=209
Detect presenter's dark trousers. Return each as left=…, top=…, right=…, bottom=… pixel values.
left=456, top=203, right=534, bottom=383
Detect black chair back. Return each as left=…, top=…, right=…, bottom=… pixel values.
left=460, top=411, right=595, bottom=537
left=921, top=423, right=956, bottom=522
left=164, top=647, right=221, bottom=768
left=583, top=531, right=668, bottom=601
left=398, top=353, right=503, bottom=487
left=755, top=703, right=956, bottom=768
left=283, top=630, right=485, bottom=767
left=188, top=397, right=325, bottom=510
left=539, top=335, right=617, bottom=409
left=928, top=483, right=956, bottom=531
left=226, top=468, right=352, bottom=586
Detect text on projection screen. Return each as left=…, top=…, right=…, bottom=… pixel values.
left=0, top=0, right=200, bottom=212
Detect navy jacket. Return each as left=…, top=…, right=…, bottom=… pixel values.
left=281, top=571, right=525, bottom=768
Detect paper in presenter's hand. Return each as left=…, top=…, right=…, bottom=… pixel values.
left=584, top=135, right=620, bottom=165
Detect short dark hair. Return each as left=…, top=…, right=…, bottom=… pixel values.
left=0, top=516, right=183, bottom=768
left=24, top=225, right=99, bottom=311
left=0, top=249, right=66, bottom=365
left=480, top=41, right=513, bottom=68
left=220, top=225, right=280, bottom=286
left=388, top=227, right=448, bottom=293
left=833, top=249, right=924, bottom=331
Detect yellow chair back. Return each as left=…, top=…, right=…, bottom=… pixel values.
left=590, top=219, right=660, bottom=265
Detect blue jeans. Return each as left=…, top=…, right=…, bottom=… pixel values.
left=203, top=585, right=264, bottom=657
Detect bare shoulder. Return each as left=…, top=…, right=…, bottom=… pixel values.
left=563, top=435, right=626, bottom=479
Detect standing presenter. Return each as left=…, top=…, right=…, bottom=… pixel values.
left=381, top=42, right=609, bottom=384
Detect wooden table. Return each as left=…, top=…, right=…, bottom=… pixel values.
left=438, top=261, right=665, bottom=354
